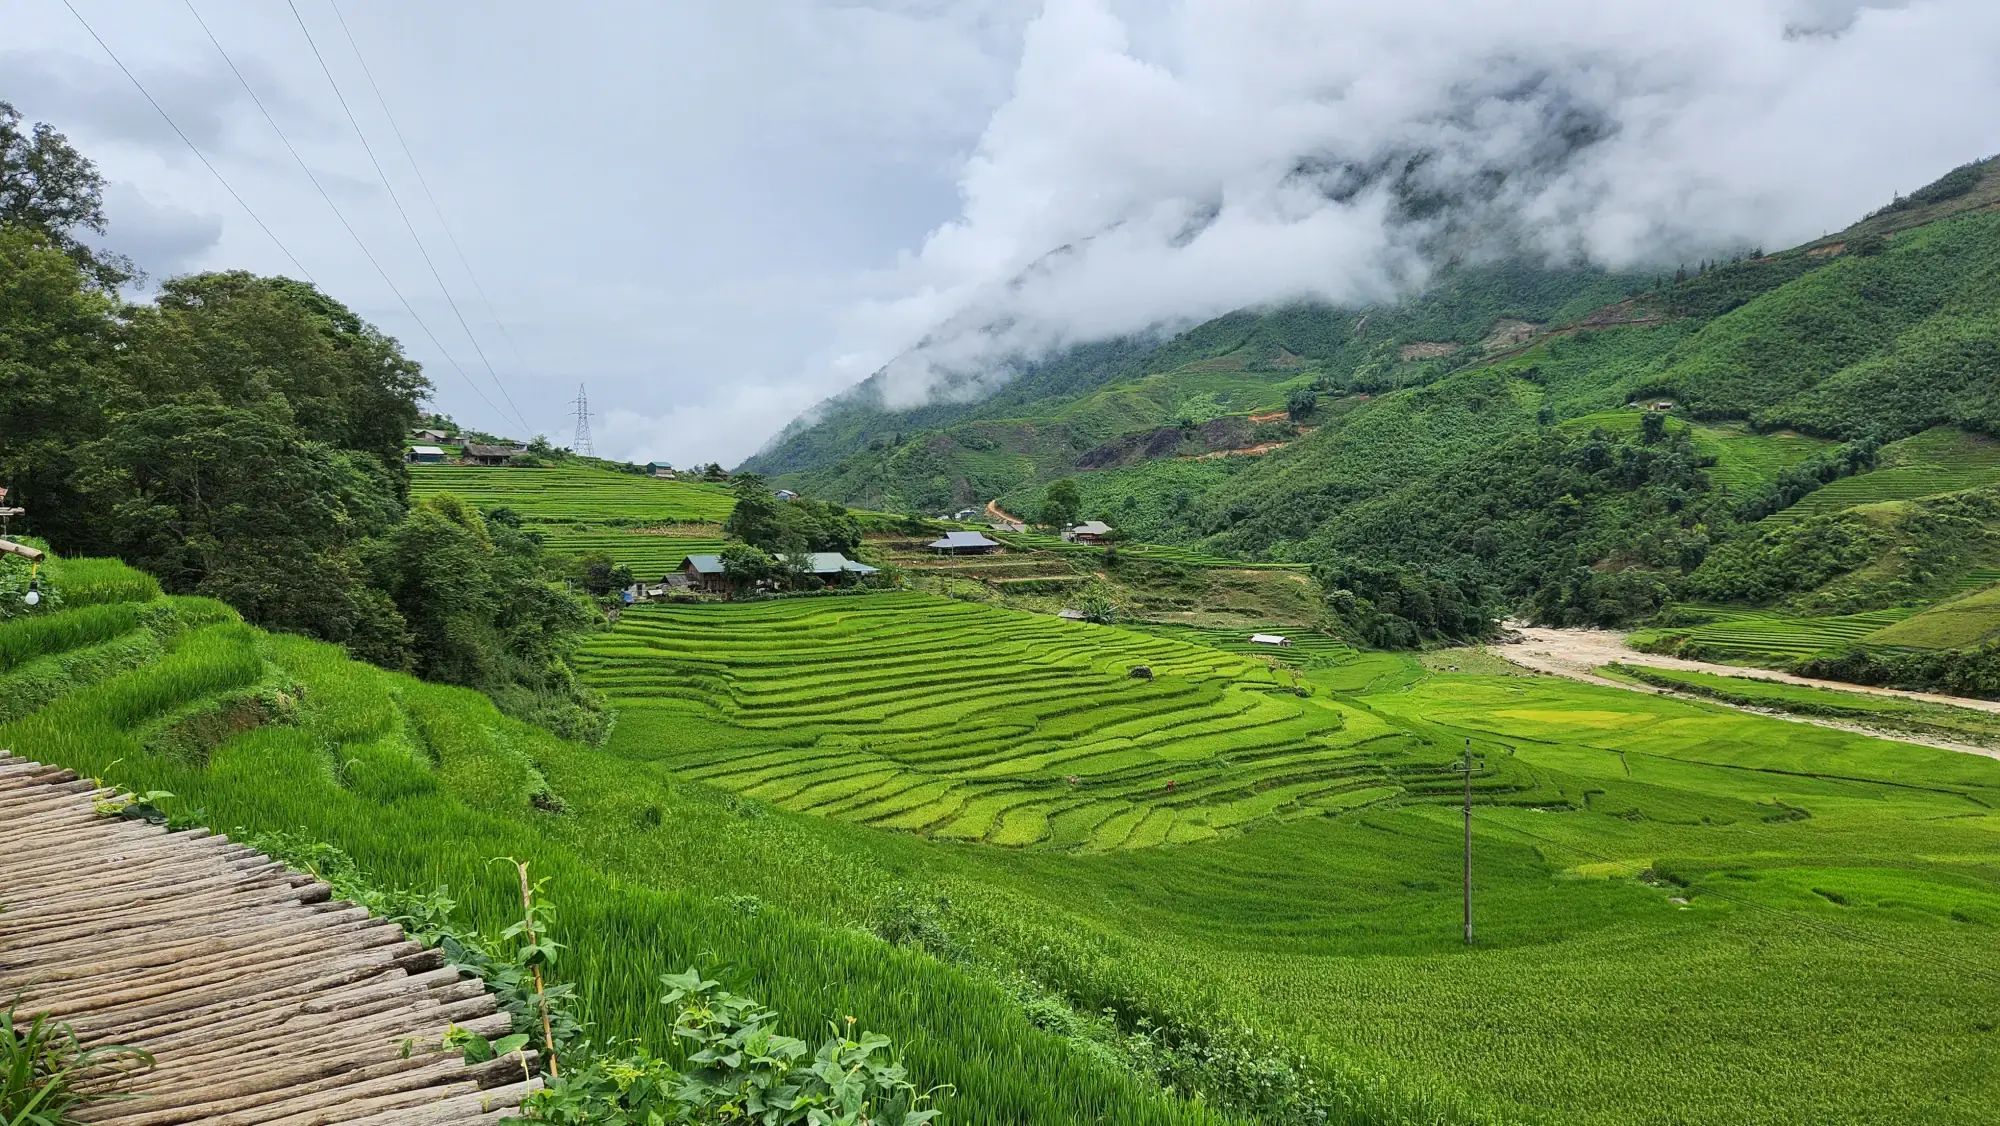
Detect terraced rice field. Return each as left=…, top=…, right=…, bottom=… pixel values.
left=1765, top=427, right=2000, bottom=523
left=1674, top=608, right=1914, bottom=661
left=1127, top=623, right=1359, bottom=667
left=410, top=465, right=734, bottom=525
left=991, top=531, right=1311, bottom=570
left=535, top=527, right=731, bottom=577
left=1766, top=467, right=2000, bottom=522
left=578, top=594, right=1457, bottom=850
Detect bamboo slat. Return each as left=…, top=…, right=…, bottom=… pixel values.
left=0, top=752, right=540, bottom=1123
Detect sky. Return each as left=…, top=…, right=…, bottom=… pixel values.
left=6, top=1, right=1998, bottom=465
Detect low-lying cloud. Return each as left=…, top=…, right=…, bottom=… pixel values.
left=833, top=0, right=2000, bottom=412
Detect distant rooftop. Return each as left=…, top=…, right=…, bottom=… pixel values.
left=929, top=531, right=1000, bottom=550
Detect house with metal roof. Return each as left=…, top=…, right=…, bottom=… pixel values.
left=804, top=553, right=878, bottom=580
left=680, top=553, right=729, bottom=594
left=1067, top=520, right=1114, bottom=543
left=405, top=445, right=446, bottom=464
left=927, top=530, right=999, bottom=555
left=1250, top=633, right=1292, bottom=646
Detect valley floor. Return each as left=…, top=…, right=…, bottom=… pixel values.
left=1491, top=623, right=2000, bottom=760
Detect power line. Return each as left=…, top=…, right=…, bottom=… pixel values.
left=57, top=0, right=313, bottom=281
left=325, top=0, right=536, bottom=379
left=177, top=0, right=508, bottom=425
left=283, top=0, right=531, bottom=437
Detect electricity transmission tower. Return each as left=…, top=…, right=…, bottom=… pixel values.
left=570, top=384, right=595, bottom=456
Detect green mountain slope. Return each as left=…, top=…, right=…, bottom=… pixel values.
left=752, top=260, right=1650, bottom=511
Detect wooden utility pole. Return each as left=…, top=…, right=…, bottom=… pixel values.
left=1462, top=738, right=1474, bottom=946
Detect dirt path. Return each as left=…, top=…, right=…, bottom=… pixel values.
left=985, top=498, right=1024, bottom=526
left=0, top=752, right=538, bottom=1123
left=1489, top=624, right=2000, bottom=761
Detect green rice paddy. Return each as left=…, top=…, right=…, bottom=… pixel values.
left=10, top=560, right=2000, bottom=1125
left=1764, top=427, right=2000, bottom=523
left=576, top=595, right=1436, bottom=850
left=533, top=526, right=732, bottom=578
left=408, top=464, right=735, bottom=525
left=1650, top=607, right=1914, bottom=663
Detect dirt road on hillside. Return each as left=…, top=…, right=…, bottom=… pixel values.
left=1489, top=623, right=2000, bottom=760
left=985, top=499, right=1024, bottom=525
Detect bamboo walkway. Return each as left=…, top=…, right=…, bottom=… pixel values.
left=0, top=752, right=539, bottom=1124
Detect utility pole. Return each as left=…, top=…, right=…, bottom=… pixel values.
left=1462, top=737, right=1474, bottom=946
left=570, top=384, right=595, bottom=456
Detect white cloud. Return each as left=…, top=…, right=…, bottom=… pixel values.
left=822, top=0, right=2000, bottom=413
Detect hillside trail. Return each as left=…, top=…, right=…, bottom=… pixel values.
left=0, top=752, right=539, bottom=1124
left=1489, top=624, right=2000, bottom=761
left=984, top=498, right=1023, bottom=525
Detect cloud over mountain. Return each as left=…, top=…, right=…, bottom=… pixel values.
left=836, top=0, right=2000, bottom=409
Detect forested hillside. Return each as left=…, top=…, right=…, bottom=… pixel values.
left=756, top=155, right=2000, bottom=643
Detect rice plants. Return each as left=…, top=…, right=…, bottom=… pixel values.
left=408, top=464, right=735, bottom=525
left=11, top=558, right=2000, bottom=1126
left=576, top=594, right=1459, bottom=849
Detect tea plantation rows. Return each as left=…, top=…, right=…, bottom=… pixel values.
left=575, top=594, right=1461, bottom=850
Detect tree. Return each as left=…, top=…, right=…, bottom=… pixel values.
left=1038, top=479, right=1082, bottom=530
left=719, top=543, right=772, bottom=596
left=0, top=225, right=115, bottom=547
left=1640, top=410, right=1666, bottom=444
left=1285, top=387, right=1318, bottom=421
left=702, top=462, right=728, bottom=481
left=1, top=101, right=133, bottom=288
left=572, top=551, right=633, bottom=597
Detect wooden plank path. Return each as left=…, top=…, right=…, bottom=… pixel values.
left=0, top=752, right=539, bottom=1124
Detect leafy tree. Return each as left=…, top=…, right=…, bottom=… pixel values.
left=1038, top=479, right=1082, bottom=530
left=0, top=101, right=132, bottom=287
left=1285, top=387, right=1318, bottom=420
left=1639, top=410, right=1666, bottom=444
left=0, top=225, right=115, bottom=547
left=571, top=551, right=633, bottom=597
left=719, top=543, right=773, bottom=596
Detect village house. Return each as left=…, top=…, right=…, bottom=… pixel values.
left=1250, top=633, right=1292, bottom=647
left=680, top=554, right=730, bottom=594
left=646, top=462, right=677, bottom=479
left=1067, top=520, right=1114, bottom=544
left=773, top=489, right=799, bottom=500
left=680, top=551, right=877, bottom=597
left=927, top=530, right=1000, bottom=555
left=410, top=428, right=449, bottom=443
left=405, top=445, right=446, bottom=464
left=462, top=443, right=523, bottom=467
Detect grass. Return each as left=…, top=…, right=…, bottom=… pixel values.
left=1556, top=409, right=1832, bottom=495
left=1864, top=582, right=2000, bottom=648
left=9, top=557, right=2000, bottom=1125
